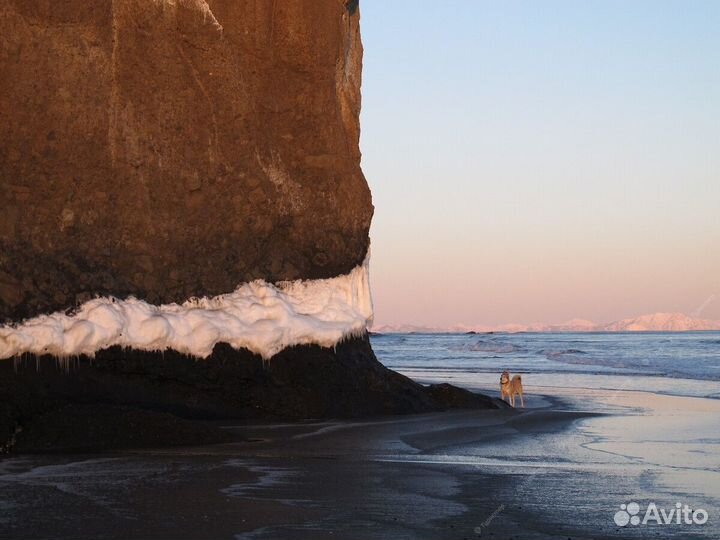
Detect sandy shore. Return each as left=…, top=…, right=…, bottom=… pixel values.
left=1, top=388, right=718, bottom=539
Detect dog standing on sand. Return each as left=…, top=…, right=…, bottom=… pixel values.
left=500, top=370, right=524, bottom=408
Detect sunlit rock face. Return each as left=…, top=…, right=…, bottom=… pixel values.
left=0, top=0, right=372, bottom=322
left=0, top=2, right=504, bottom=450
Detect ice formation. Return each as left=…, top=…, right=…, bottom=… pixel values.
left=0, top=258, right=373, bottom=361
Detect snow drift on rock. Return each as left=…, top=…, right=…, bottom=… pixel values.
left=0, top=258, right=373, bottom=361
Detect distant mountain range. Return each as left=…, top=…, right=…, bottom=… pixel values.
left=371, top=312, right=720, bottom=334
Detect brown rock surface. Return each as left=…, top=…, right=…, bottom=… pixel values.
left=0, top=2, right=506, bottom=454
left=0, top=0, right=372, bottom=321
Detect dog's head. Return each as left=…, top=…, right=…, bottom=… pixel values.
left=500, top=370, right=510, bottom=384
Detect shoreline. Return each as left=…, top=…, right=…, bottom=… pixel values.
left=1, top=386, right=718, bottom=539
left=401, top=370, right=720, bottom=403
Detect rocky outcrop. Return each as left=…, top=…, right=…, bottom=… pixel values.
left=1, top=335, right=505, bottom=451
left=0, top=0, right=371, bottom=320
left=0, top=1, right=502, bottom=452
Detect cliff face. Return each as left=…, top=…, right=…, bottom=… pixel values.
left=0, top=1, right=501, bottom=451
left=0, top=0, right=371, bottom=321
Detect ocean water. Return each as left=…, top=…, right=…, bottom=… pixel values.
left=370, top=331, right=720, bottom=400
left=372, top=331, right=720, bottom=538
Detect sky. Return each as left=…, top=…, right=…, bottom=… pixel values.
left=359, top=0, right=720, bottom=327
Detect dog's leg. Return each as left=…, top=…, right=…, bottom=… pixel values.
left=510, top=394, right=514, bottom=408
left=519, top=391, right=524, bottom=408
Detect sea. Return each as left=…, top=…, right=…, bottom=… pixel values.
left=371, top=331, right=720, bottom=401
left=371, top=331, right=720, bottom=538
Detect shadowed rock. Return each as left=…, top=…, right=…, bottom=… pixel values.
left=1, top=335, right=504, bottom=451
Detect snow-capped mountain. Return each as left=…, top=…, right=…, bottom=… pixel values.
left=599, top=312, right=720, bottom=332
left=372, top=313, right=720, bottom=334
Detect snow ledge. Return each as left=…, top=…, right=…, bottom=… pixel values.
left=0, top=256, right=373, bottom=361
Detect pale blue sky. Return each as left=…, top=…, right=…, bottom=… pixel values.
left=360, top=0, right=720, bottom=327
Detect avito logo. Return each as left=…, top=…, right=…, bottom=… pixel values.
left=614, top=501, right=708, bottom=527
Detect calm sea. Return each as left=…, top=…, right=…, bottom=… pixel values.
left=371, top=331, right=720, bottom=401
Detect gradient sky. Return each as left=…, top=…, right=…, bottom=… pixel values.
left=359, top=0, right=720, bottom=327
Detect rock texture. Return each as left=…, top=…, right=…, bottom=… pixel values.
left=1, top=335, right=505, bottom=451
left=0, top=1, right=502, bottom=453
left=0, top=0, right=372, bottom=321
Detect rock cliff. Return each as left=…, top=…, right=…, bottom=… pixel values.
left=0, top=0, right=500, bottom=452
left=0, top=0, right=371, bottom=320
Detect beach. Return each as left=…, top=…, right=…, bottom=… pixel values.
left=2, top=354, right=719, bottom=540
left=2, top=1, right=716, bottom=538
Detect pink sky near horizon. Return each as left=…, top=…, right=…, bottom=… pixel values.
left=359, top=1, right=720, bottom=328
left=366, top=219, right=720, bottom=327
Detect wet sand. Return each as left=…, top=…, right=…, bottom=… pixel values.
left=1, top=388, right=718, bottom=539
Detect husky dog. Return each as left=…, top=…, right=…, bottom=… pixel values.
left=500, top=370, right=524, bottom=407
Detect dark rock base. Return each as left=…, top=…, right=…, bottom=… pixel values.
left=1, top=334, right=504, bottom=453
left=10, top=404, right=234, bottom=454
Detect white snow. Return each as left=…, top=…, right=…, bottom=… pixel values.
left=0, top=257, right=373, bottom=361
